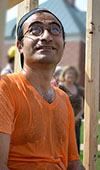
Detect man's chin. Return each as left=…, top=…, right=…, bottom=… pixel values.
left=39, top=57, right=61, bottom=65
left=34, top=55, right=60, bottom=64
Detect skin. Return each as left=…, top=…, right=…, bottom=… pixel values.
left=21, top=13, right=64, bottom=66
left=0, top=12, right=85, bottom=170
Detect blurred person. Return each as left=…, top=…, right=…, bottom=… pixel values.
left=0, top=8, right=85, bottom=170
left=1, top=46, right=16, bottom=75
left=51, top=66, right=63, bottom=86
left=59, top=65, right=84, bottom=154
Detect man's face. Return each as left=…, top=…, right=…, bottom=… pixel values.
left=20, top=12, right=64, bottom=66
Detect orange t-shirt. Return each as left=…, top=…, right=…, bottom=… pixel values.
left=0, top=72, right=79, bottom=170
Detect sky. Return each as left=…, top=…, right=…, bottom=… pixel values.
left=75, top=0, right=87, bottom=11
left=6, top=0, right=87, bottom=22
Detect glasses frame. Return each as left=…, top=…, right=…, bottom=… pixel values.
left=22, top=21, right=62, bottom=40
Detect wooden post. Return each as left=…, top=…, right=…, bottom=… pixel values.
left=14, top=1, right=25, bottom=72
left=8, top=0, right=23, bottom=9
left=83, top=0, right=100, bottom=169
left=14, top=0, right=38, bottom=72
left=24, top=0, right=38, bottom=13
left=0, top=0, right=8, bottom=70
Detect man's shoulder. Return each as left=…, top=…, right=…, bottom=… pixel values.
left=0, top=72, right=22, bottom=90
left=0, top=72, right=20, bottom=82
left=0, top=72, right=24, bottom=103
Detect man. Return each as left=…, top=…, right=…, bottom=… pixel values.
left=1, top=46, right=15, bottom=75
left=0, top=8, right=85, bottom=170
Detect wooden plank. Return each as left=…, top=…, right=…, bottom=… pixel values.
left=14, top=1, right=25, bottom=72
left=8, top=0, right=23, bottom=9
left=14, top=0, right=39, bottom=72
left=0, top=0, right=8, bottom=70
left=24, top=0, right=39, bottom=13
left=83, top=0, right=100, bottom=169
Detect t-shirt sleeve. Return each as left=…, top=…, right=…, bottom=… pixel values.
left=67, top=96, right=80, bottom=161
left=0, top=76, right=15, bottom=134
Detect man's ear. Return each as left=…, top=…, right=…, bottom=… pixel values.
left=17, top=41, right=23, bottom=55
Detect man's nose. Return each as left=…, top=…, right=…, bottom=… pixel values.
left=40, top=29, right=53, bottom=42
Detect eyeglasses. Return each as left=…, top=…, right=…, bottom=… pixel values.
left=22, top=22, right=62, bottom=39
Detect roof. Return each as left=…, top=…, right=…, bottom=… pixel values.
left=5, top=0, right=86, bottom=39
left=39, top=0, right=86, bottom=35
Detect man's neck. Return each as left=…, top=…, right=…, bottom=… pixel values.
left=23, top=64, right=55, bottom=85
left=22, top=64, right=56, bottom=103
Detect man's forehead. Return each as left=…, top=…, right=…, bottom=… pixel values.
left=23, top=12, right=61, bottom=27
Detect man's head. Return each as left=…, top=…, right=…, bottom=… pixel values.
left=17, top=8, right=65, bottom=68
left=17, top=8, right=65, bottom=42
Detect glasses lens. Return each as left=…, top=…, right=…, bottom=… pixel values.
left=51, top=26, right=60, bottom=35
left=31, top=26, right=42, bottom=36
left=28, top=24, right=61, bottom=36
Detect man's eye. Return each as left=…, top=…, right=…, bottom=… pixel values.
left=51, top=27, right=60, bottom=34
left=31, top=26, right=42, bottom=35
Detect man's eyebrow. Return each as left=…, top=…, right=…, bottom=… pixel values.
left=28, top=21, right=44, bottom=28
left=48, top=22, right=61, bottom=28
left=28, top=21, right=61, bottom=28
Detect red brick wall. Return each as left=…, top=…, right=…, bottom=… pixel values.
left=58, top=40, right=85, bottom=86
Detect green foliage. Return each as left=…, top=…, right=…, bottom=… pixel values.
left=98, top=151, right=100, bottom=170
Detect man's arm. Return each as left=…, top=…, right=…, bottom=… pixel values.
left=0, top=133, right=11, bottom=170
left=67, top=160, right=85, bottom=170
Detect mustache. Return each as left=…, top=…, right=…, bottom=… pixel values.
left=24, top=36, right=57, bottom=49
